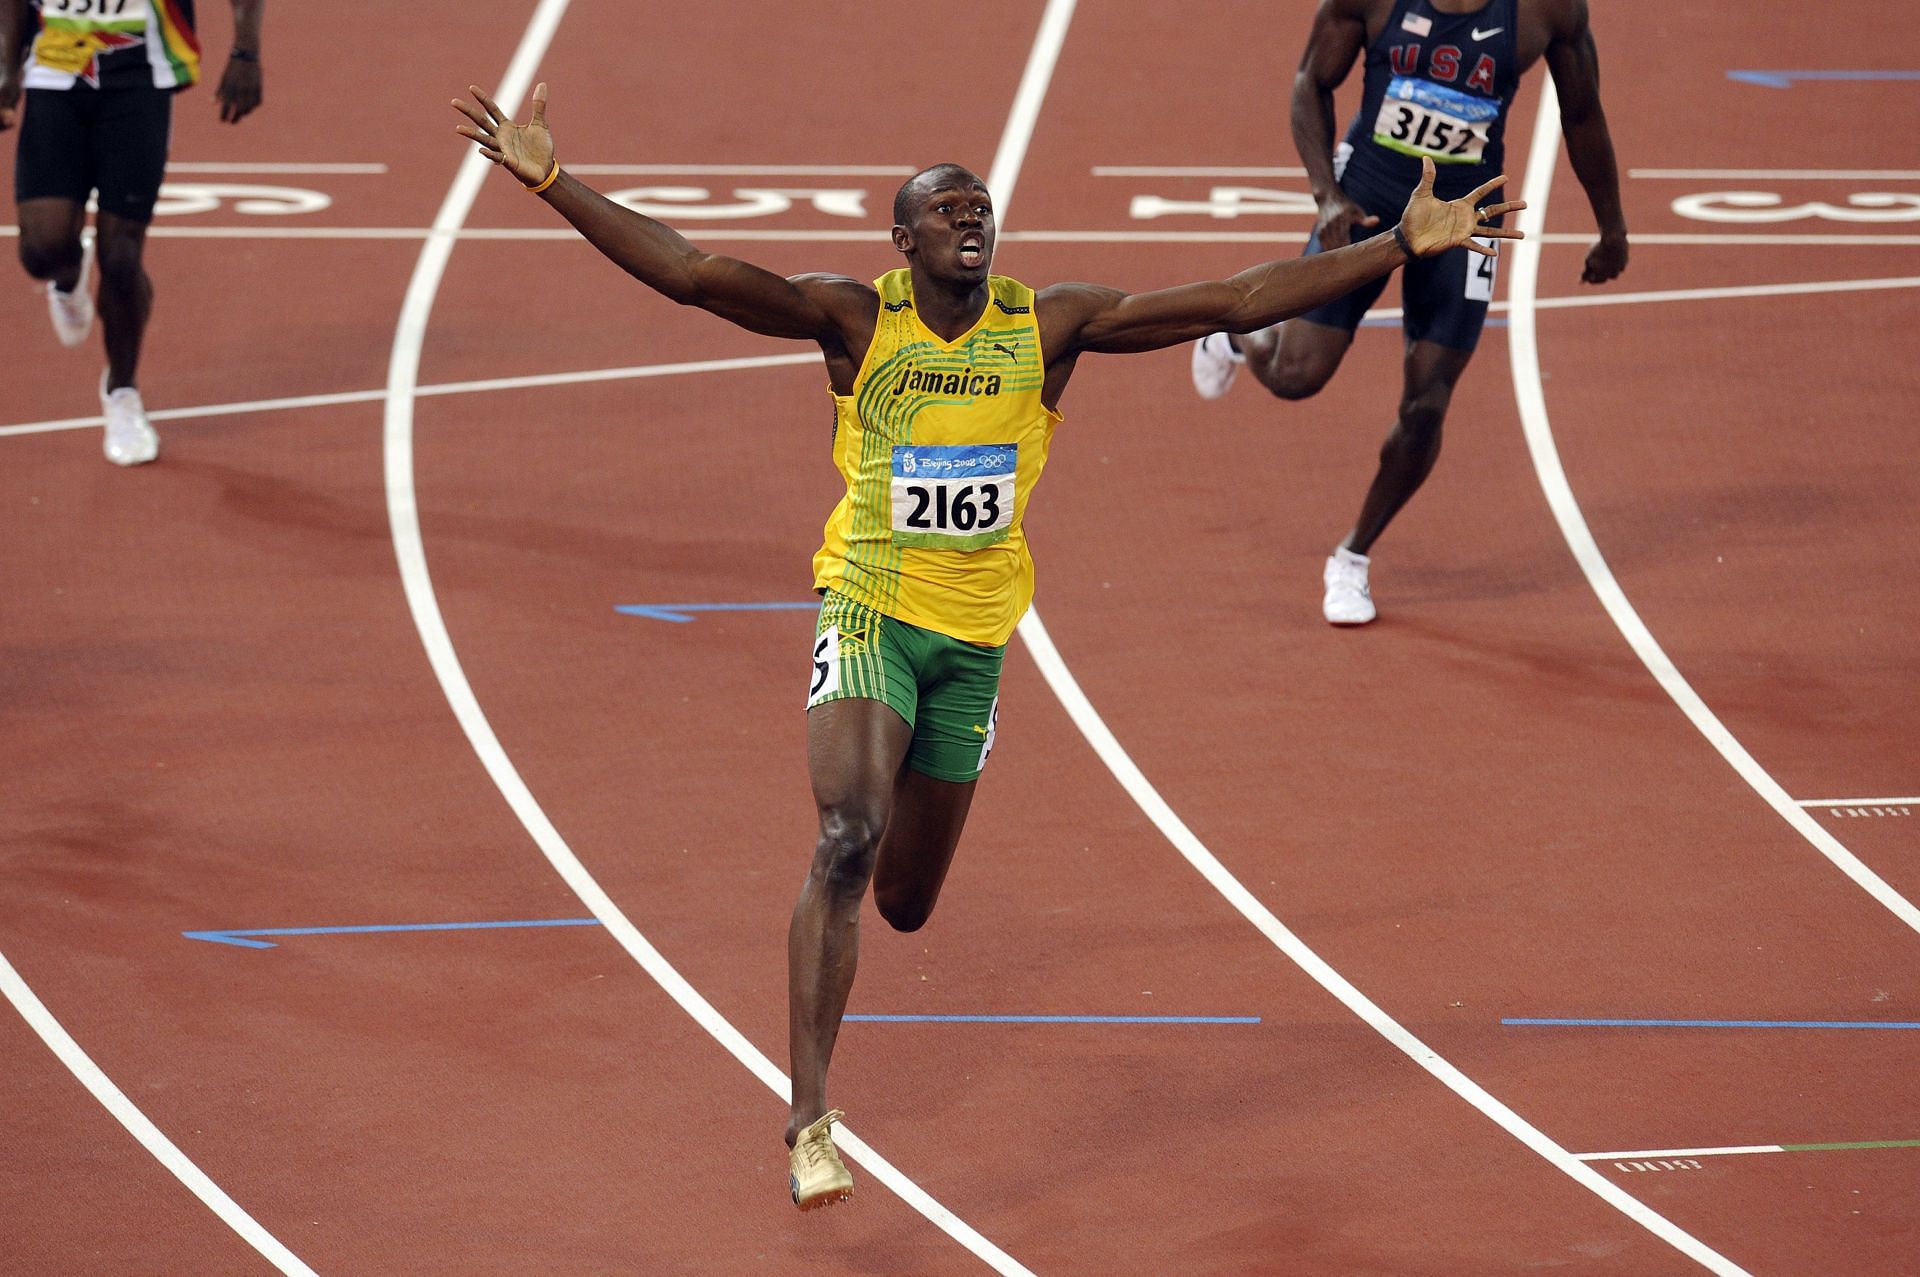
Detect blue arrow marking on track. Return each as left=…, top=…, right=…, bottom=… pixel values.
left=1728, top=69, right=1920, bottom=89
left=183, top=919, right=604, bottom=949
left=615, top=602, right=820, bottom=623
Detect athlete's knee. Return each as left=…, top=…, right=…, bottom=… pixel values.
left=1393, top=388, right=1452, bottom=446
left=1263, top=365, right=1333, bottom=401
left=811, top=809, right=883, bottom=901
left=95, top=233, right=149, bottom=292
left=1249, top=331, right=1345, bottom=401
left=874, top=883, right=933, bottom=933
left=17, top=234, right=79, bottom=282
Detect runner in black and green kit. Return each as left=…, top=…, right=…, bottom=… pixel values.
left=0, top=0, right=265, bottom=465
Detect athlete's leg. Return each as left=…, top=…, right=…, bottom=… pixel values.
left=89, top=87, right=170, bottom=392
left=871, top=767, right=978, bottom=933
left=14, top=198, right=87, bottom=289
left=93, top=211, right=153, bottom=392
left=1340, top=338, right=1474, bottom=554
left=787, top=696, right=913, bottom=1145
left=1236, top=316, right=1356, bottom=401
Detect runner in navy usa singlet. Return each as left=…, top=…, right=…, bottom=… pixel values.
left=1188, top=0, right=1627, bottom=626
left=1338, top=0, right=1520, bottom=205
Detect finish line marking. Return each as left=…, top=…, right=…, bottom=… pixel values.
left=614, top=602, right=818, bottom=623
left=1505, top=1018, right=1920, bottom=1030
left=1578, top=1140, right=1920, bottom=1163
left=183, top=919, right=601, bottom=949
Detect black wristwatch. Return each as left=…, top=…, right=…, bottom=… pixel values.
left=229, top=47, right=259, bottom=62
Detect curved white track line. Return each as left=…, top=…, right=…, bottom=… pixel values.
left=1008, top=89, right=1751, bottom=1277
left=0, top=952, right=317, bottom=1275
left=381, top=2, right=1042, bottom=1272
left=1013, top=609, right=1746, bottom=1274
left=1505, top=84, right=1920, bottom=937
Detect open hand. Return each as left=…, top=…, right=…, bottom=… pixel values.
left=1397, top=156, right=1526, bottom=258
left=452, top=82, right=555, bottom=187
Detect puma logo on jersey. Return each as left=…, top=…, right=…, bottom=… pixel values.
left=991, top=340, right=1020, bottom=359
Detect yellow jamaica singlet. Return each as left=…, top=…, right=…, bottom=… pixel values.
left=811, top=269, right=1060, bottom=647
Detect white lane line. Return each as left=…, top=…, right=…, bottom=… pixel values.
left=164, top=162, right=388, bottom=174
left=1630, top=169, right=1920, bottom=181
left=380, top=3, right=1040, bottom=1273
left=0, top=352, right=819, bottom=439
left=1799, top=797, right=1919, bottom=808
left=9, top=225, right=1920, bottom=246
left=1508, top=84, right=1920, bottom=938
left=983, top=0, right=1076, bottom=228
left=0, top=951, right=317, bottom=1275
left=1526, top=274, right=1920, bottom=310
left=1014, top=608, right=1747, bottom=1274
left=13, top=271, right=1912, bottom=443
left=1000, top=24, right=1738, bottom=1277
left=1577, top=1146, right=1783, bottom=1161
left=567, top=163, right=915, bottom=175
left=1090, top=165, right=1313, bottom=177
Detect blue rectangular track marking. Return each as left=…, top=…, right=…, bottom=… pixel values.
left=615, top=602, right=819, bottom=623
left=845, top=1014, right=1261, bottom=1024
left=1728, top=70, right=1920, bottom=88
left=1504, top=1017, right=1920, bottom=1030
left=184, top=919, right=604, bottom=949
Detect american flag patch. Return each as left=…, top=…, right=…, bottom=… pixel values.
left=1401, top=12, right=1433, bottom=35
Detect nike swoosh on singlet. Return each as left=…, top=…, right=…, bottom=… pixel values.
left=1472, top=26, right=1504, bottom=39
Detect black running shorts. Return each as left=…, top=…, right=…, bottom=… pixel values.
left=1296, top=176, right=1503, bottom=353
left=14, top=87, right=174, bottom=223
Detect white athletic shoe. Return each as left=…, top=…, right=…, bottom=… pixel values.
left=48, top=234, right=96, bottom=348
left=1190, top=331, right=1244, bottom=400
left=100, top=373, right=159, bottom=467
left=1322, top=547, right=1376, bottom=625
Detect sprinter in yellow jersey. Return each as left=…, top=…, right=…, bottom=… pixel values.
left=455, top=82, right=1522, bottom=1211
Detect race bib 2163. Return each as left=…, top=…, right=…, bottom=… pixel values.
left=889, top=443, right=1017, bottom=551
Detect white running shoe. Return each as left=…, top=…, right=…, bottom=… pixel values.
left=48, top=233, right=96, bottom=348
left=1322, top=547, right=1376, bottom=625
left=100, top=373, right=159, bottom=467
left=1190, top=331, right=1244, bottom=400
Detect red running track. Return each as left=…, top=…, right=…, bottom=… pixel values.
left=2, top=1, right=1916, bottom=1273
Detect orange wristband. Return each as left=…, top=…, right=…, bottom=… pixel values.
left=523, top=161, right=560, bottom=194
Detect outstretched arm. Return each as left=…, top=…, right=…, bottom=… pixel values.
left=1292, top=0, right=1377, bottom=249
left=452, top=83, right=869, bottom=346
left=1047, top=159, right=1524, bottom=356
left=1546, top=0, right=1627, bottom=284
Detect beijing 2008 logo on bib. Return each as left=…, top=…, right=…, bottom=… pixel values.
left=889, top=444, right=1017, bottom=551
